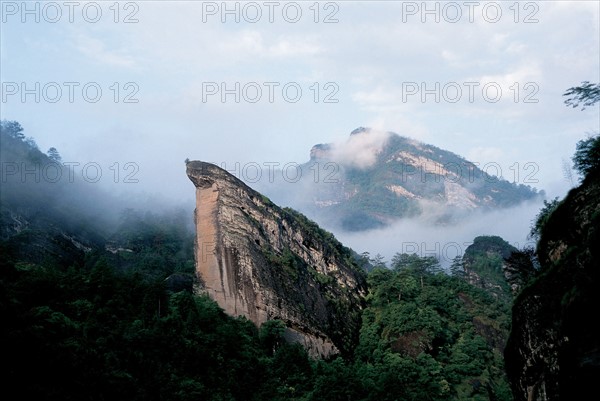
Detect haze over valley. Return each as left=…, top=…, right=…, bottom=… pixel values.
left=1, top=1, right=599, bottom=400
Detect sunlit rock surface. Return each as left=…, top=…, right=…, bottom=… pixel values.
left=187, top=161, right=367, bottom=357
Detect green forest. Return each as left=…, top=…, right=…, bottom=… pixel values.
left=2, top=112, right=599, bottom=400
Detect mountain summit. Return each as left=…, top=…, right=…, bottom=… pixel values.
left=263, top=128, right=541, bottom=231
left=187, top=161, right=367, bottom=357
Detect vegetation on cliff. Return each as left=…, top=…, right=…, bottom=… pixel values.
left=0, top=120, right=520, bottom=400
left=505, top=135, right=600, bottom=400
left=504, top=83, right=600, bottom=401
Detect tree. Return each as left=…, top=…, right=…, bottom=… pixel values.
left=572, top=134, right=600, bottom=180
left=562, top=157, right=575, bottom=187
left=0, top=120, right=25, bottom=139
left=391, top=253, right=418, bottom=272
left=449, top=256, right=465, bottom=278
left=563, top=82, right=600, bottom=180
left=504, top=248, right=538, bottom=292
left=529, top=197, right=560, bottom=241
left=356, top=251, right=373, bottom=272
left=259, top=319, right=286, bottom=356
left=563, top=81, right=600, bottom=110
left=370, top=253, right=387, bottom=269
left=391, top=253, right=440, bottom=275
left=47, top=147, right=62, bottom=162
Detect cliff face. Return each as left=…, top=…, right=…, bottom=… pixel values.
left=186, top=161, right=367, bottom=357
left=505, top=173, right=600, bottom=401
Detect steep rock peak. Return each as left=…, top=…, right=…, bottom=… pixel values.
left=350, top=126, right=370, bottom=135
left=186, top=161, right=367, bottom=358
left=309, top=143, right=332, bottom=160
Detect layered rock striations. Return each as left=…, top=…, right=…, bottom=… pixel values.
left=186, top=161, right=367, bottom=357
left=257, top=128, right=541, bottom=231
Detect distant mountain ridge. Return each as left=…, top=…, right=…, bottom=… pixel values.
left=261, top=127, right=542, bottom=231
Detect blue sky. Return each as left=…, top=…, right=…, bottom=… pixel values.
left=1, top=1, right=599, bottom=222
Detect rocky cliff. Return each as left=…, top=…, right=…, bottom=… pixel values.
left=256, top=128, right=541, bottom=231
left=505, top=172, right=600, bottom=400
left=186, top=161, right=367, bottom=357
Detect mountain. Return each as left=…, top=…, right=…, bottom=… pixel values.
left=2, top=120, right=520, bottom=399
left=260, top=128, right=541, bottom=231
left=356, top=254, right=514, bottom=401
left=0, top=121, right=106, bottom=266
left=505, top=166, right=600, bottom=400
left=461, top=236, right=518, bottom=301
left=186, top=161, right=367, bottom=357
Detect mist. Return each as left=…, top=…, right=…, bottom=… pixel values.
left=0, top=122, right=196, bottom=244
left=328, top=129, right=392, bottom=169
left=248, top=148, right=545, bottom=269
left=333, top=199, right=542, bottom=269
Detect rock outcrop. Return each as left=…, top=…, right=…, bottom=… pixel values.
left=187, top=161, right=367, bottom=357
left=256, top=128, right=541, bottom=232
left=462, top=235, right=517, bottom=300
left=505, top=172, right=600, bottom=401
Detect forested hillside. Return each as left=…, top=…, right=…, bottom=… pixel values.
left=1, top=120, right=519, bottom=400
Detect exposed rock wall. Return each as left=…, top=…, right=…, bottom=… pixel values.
left=505, top=173, right=600, bottom=401
left=187, top=161, right=367, bottom=357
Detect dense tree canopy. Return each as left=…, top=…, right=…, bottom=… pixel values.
left=1, top=121, right=517, bottom=400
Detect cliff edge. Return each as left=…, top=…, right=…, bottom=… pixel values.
left=505, top=172, right=600, bottom=400
left=186, top=161, right=367, bottom=357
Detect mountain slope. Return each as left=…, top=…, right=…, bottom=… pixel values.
left=505, top=170, right=600, bottom=401
left=261, top=128, right=541, bottom=231
left=1, top=120, right=521, bottom=399
left=0, top=121, right=106, bottom=266
left=187, top=161, right=367, bottom=357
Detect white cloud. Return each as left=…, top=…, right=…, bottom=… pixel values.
left=466, top=147, right=505, bottom=165
left=217, top=30, right=324, bottom=59
left=2, top=0, right=598, bottom=209
left=74, top=35, right=135, bottom=68
left=352, top=86, right=400, bottom=109
left=336, top=199, right=543, bottom=268
left=329, top=129, right=391, bottom=169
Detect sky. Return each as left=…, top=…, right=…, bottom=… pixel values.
left=1, top=0, right=599, bottom=260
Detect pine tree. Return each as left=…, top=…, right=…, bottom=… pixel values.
left=449, top=256, right=464, bottom=278
left=47, top=147, right=62, bottom=162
